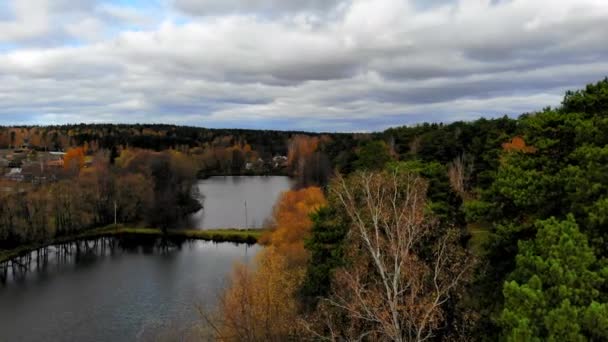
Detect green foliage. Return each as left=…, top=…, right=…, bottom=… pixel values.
left=354, top=140, right=392, bottom=171
left=387, top=160, right=462, bottom=223
left=468, top=82, right=608, bottom=339
left=301, top=206, right=347, bottom=307
left=385, top=116, right=517, bottom=188
left=462, top=199, right=493, bottom=223
left=561, top=144, right=608, bottom=253
left=500, top=216, right=608, bottom=341
left=562, top=77, right=608, bottom=116
left=489, top=158, right=561, bottom=221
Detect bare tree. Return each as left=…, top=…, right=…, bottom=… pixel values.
left=447, top=153, right=474, bottom=200
left=409, top=136, right=422, bottom=156
left=313, top=171, right=471, bottom=341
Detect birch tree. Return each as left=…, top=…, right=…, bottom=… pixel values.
left=315, top=171, right=471, bottom=341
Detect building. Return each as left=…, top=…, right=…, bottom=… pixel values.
left=5, top=168, right=24, bottom=182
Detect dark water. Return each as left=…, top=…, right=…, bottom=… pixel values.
left=0, top=238, right=260, bottom=342
left=188, top=176, right=294, bottom=229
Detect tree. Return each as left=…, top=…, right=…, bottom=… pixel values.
left=287, top=135, right=332, bottom=187
left=207, top=188, right=326, bottom=341
left=388, top=160, right=461, bottom=224
left=562, top=77, right=608, bottom=116
left=500, top=216, right=608, bottom=341
left=212, top=247, right=306, bottom=342
left=115, top=148, right=198, bottom=230
left=115, top=173, right=153, bottom=223
left=313, top=171, right=471, bottom=341
left=260, top=187, right=327, bottom=267
left=287, top=135, right=319, bottom=172
left=501, top=136, right=537, bottom=154
left=301, top=206, right=348, bottom=307
left=79, top=159, right=115, bottom=226
left=299, top=151, right=332, bottom=188
left=448, top=153, right=473, bottom=200
left=231, top=146, right=246, bottom=173
left=354, top=140, right=392, bottom=171
left=64, top=147, right=86, bottom=173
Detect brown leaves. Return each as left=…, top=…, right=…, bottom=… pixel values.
left=212, top=187, right=327, bottom=341
left=316, top=171, right=472, bottom=341
left=502, top=136, right=537, bottom=154
left=64, top=147, right=86, bottom=172
left=217, top=247, right=306, bottom=342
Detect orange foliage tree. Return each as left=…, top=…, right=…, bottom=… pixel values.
left=260, top=187, right=327, bottom=266
left=502, top=136, right=537, bottom=153
left=287, top=135, right=319, bottom=171
left=287, top=135, right=333, bottom=187
left=64, top=147, right=86, bottom=172
left=210, top=187, right=327, bottom=341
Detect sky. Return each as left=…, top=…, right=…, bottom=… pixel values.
left=0, top=0, right=607, bottom=132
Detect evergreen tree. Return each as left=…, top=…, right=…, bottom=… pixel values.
left=500, top=216, right=608, bottom=341
left=300, top=206, right=347, bottom=308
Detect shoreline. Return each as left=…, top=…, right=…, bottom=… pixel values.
left=196, top=170, right=290, bottom=179
left=0, top=225, right=265, bottom=264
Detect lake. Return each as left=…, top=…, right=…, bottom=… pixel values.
left=0, top=175, right=285, bottom=341
left=188, top=176, right=294, bottom=229
left=0, top=238, right=261, bottom=342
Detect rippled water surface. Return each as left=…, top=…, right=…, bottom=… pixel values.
left=0, top=239, right=260, bottom=342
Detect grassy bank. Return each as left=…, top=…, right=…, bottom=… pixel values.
left=0, top=225, right=265, bottom=264
left=197, top=170, right=289, bottom=179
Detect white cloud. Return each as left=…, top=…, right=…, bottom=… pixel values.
left=0, top=0, right=51, bottom=42
left=0, top=0, right=607, bottom=131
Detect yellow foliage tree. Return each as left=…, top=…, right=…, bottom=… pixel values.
left=210, top=187, right=326, bottom=341
left=260, top=187, right=326, bottom=266
left=216, top=247, right=305, bottom=341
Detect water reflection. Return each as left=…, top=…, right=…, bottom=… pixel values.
left=0, top=237, right=260, bottom=342
left=187, top=176, right=294, bottom=229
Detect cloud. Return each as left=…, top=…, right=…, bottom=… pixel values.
left=172, top=0, right=344, bottom=17
left=0, top=0, right=607, bottom=131
left=0, top=0, right=156, bottom=46
left=0, top=0, right=51, bottom=42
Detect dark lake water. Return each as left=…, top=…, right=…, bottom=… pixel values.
left=188, top=176, right=294, bottom=229
left=0, top=238, right=260, bottom=342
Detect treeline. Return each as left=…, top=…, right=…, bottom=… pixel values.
left=203, top=78, right=608, bottom=341
left=0, top=124, right=365, bottom=180
left=0, top=124, right=307, bottom=153
left=0, top=148, right=198, bottom=249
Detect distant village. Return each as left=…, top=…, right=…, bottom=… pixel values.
left=1, top=136, right=291, bottom=184
left=0, top=138, right=81, bottom=184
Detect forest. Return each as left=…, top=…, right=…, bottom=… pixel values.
left=0, top=147, right=200, bottom=249
left=2, top=79, right=608, bottom=340
left=202, top=78, right=608, bottom=341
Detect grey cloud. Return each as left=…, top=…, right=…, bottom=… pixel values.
left=1, top=0, right=608, bottom=131
left=173, top=0, right=343, bottom=16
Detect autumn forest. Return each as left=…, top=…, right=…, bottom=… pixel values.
left=3, top=79, right=608, bottom=341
